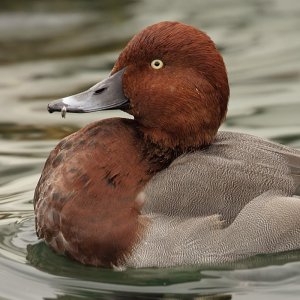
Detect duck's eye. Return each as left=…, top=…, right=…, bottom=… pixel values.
left=151, top=59, right=164, bottom=70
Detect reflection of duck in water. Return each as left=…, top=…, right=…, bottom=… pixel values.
left=34, top=21, right=300, bottom=268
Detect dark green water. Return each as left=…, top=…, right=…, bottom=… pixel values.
left=1, top=0, right=300, bottom=299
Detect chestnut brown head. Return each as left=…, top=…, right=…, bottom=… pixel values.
left=113, top=21, right=229, bottom=149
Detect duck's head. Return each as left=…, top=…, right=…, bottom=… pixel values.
left=48, top=21, right=229, bottom=150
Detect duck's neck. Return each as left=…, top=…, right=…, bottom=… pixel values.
left=140, top=136, right=180, bottom=173
left=139, top=125, right=214, bottom=151
left=137, top=125, right=210, bottom=173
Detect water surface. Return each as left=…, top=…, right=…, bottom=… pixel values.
left=1, top=0, right=300, bottom=299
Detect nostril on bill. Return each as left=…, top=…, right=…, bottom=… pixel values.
left=94, top=87, right=107, bottom=95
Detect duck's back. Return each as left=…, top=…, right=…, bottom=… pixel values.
left=126, top=132, right=300, bottom=268
left=142, top=131, right=300, bottom=222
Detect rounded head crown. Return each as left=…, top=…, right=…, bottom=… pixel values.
left=113, top=21, right=229, bottom=150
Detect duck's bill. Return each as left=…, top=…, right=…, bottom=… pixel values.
left=47, top=68, right=128, bottom=114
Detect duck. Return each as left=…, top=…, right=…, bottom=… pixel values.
left=34, top=21, right=300, bottom=268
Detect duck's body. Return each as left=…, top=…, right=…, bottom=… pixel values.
left=129, top=131, right=300, bottom=267
left=34, top=21, right=300, bottom=268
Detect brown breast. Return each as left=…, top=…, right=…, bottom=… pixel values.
left=34, top=118, right=156, bottom=267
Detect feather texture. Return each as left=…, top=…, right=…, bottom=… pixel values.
left=127, top=132, right=300, bottom=267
